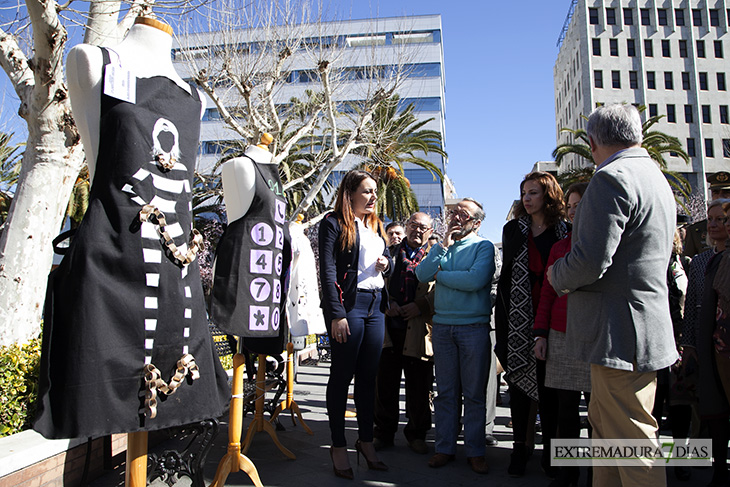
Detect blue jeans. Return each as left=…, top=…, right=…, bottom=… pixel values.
left=326, top=291, right=384, bottom=447
left=432, top=322, right=490, bottom=457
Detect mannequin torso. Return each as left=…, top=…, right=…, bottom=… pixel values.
left=67, top=18, right=203, bottom=182
left=222, top=141, right=276, bottom=223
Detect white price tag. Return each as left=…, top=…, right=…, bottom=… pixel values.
left=104, top=64, right=136, bottom=104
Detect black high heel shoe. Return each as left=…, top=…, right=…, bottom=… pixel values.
left=355, top=439, right=389, bottom=471
left=330, top=446, right=354, bottom=480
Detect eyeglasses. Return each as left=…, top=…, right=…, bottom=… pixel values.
left=448, top=209, right=475, bottom=222
left=407, top=222, right=432, bottom=232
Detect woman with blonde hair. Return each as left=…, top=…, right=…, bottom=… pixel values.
left=319, top=170, right=391, bottom=479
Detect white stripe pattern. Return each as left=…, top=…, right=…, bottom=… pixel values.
left=143, top=249, right=162, bottom=263
left=165, top=222, right=184, bottom=238
left=150, top=195, right=177, bottom=213
left=141, top=222, right=159, bottom=240
left=146, top=273, right=160, bottom=287
left=151, top=174, right=185, bottom=193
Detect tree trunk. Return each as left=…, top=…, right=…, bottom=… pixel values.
left=84, top=0, right=124, bottom=46
left=0, top=142, right=83, bottom=345
left=0, top=0, right=84, bottom=346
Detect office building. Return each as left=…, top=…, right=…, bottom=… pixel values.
left=173, top=14, right=448, bottom=216
left=554, top=0, right=730, bottom=194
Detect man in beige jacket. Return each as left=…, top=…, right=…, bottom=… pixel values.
left=373, top=212, right=435, bottom=455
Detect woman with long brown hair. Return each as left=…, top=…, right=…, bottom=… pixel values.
left=495, top=171, right=568, bottom=479
left=319, top=170, right=391, bottom=479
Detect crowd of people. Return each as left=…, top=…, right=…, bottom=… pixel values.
left=317, top=104, right=730, bottom=487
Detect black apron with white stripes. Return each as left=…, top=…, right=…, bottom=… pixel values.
left=34, top=48, right=229, bottom=439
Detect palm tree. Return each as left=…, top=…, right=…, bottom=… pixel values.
left=556, top=166, right=595, bottom=191
left=354, top=95, right=446, bottom=221
left=552, top=109, right=691, bottom=199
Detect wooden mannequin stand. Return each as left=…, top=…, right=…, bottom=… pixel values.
left=210, top=353, right=263, bottom=487
left=241, top=354, right=296, bottom=459
left=269, top=342, right=313, bottom=435
left=125, top=431, right=148, bottom=487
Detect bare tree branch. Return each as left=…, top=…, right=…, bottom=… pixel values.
left=281, top=162, right=319, bottom=191
left=194, top=70, right=253, bottom=138
left=275, top=109, right=322, bottom=163
left=0, top=28, right=34, bottom=118
left=228, top=69, right=270, bottom=131
left=83, top=1, right=122, bottom=45
left=26, top=0, right=67, bottom=90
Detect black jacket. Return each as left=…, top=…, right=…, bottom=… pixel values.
left=318, top=212, right=391, bottom=324
left=494, top=219, right=524, bottom=366
left=494, top=218, right=568, bottom=366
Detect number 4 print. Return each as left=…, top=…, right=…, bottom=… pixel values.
left=250, top=250, right=273, bottom=274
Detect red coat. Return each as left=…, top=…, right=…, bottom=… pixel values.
left=534, top=233, right=571, bottom=336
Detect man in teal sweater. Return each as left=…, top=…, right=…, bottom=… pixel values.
left=415, top=198, right=496, bottom=474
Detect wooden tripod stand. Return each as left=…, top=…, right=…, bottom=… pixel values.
left=241, top=353, right=296, bottom=459
left=269, top=342, right=313, bottom=435
left=125, top=431, right=148, bottom=487
left=210, top=353, right=263, bottom=487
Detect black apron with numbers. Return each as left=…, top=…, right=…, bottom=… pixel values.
left=34, top=48, right=229, bottom=439
left=210, top=158, right=291, bottom=355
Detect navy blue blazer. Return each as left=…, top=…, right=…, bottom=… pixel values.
left=318, top=212, right=391, bottom=324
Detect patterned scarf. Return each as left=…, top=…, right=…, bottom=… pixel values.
left=399, top=243, right=427, bottom=304
left=505, top=216, right=568, bottom=401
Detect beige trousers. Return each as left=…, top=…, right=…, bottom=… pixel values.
left=589, top=364, right=666, bottom=487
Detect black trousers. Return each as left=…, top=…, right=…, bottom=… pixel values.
left=373, top=326, right=434, bottom=442
left=555, top=389, right=591, bottom=480
left=327, top=292, right=384, bottom=447
left=508, top=359, right=558, bottom=455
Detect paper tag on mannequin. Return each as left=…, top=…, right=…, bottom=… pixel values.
left=104, top=64, right=136, bottom=104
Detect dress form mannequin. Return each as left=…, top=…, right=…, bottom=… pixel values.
left=58, top=17, right=229, bottom=487
left=210, top=134, right=281, bottom=487
left=67, top=17, right=202, bottom=182
left=221, top=133, right=276, bottom=223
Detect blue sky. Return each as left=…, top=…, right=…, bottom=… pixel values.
left=344, top=1, right=573, bottom=242
left=0, top=1, right=573, bottom=243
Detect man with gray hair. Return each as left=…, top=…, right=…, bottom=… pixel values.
left=548, top=104, right=677, bottom=486
left=374, top=212, right=435, bottom=455
left=416, top=198, right=495, bottom=474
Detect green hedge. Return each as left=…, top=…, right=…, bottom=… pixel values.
left=0, top=337, right=41, bottom=437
